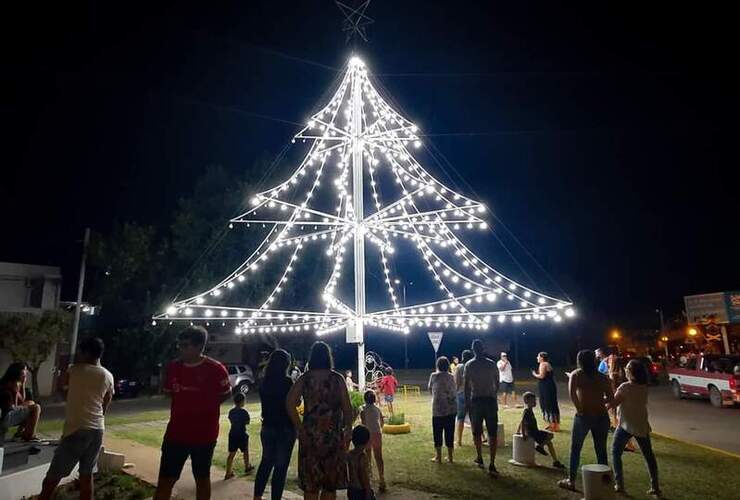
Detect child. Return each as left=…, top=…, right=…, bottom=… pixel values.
left=347, top=425, right=375, bottom=500
left=346, top=370, right=358, bottom=392
left=517, top=392, right=565, bottom=469
left=379, top=368, right=399, bottom=415
left=360, top=390, right=386, bottom=491
left=225, top=393, right=254, bottom=479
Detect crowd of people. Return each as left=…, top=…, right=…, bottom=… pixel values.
left=0, top=326, right=661, bottom=499
left=436, top=342, right=660, bottom=496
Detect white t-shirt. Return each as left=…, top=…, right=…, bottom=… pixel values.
left=616, top=381, right=651, bottom=438
left=63, top=363, right=115, bottom=437
left=497, top=359, right=514, bottom=383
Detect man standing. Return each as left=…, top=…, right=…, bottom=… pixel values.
left=464, top=339, right=500, bottom=477
left=496, top=352, right=516, bottom=408
left=595, top=348, right=609, bottom=375
left=39, top=337, right=114, bottom=500
left=154, top=326, right=231, bottom=500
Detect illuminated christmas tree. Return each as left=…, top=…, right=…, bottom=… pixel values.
left=155, top=56, right=574, bottom=388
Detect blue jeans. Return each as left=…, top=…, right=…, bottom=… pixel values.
left=569, top=414, right=609, bottom=482
left=254, top=426, right=296, bottom=500
left=612, top=427, right=659, bottom=490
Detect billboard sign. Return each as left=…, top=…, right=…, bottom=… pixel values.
left=724, top=291, right=740, bottom=324
left=684, top=292, right=729, bottom=325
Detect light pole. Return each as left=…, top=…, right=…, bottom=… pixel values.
left=400, top=280, right=412, bottom=369
left=656, top=308, right=667, bottom=357
left=70, top=227, right=91, bottom=364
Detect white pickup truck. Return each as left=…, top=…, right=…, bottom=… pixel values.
left=667, top=354, right=740, bottom=408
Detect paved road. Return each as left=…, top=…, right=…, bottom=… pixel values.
left=42, top=370, right=739, bottom=456
left=641, top=383, right=740, bottom=455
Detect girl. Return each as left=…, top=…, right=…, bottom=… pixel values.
left=253, top=350, right=295, bottom=500
left=360, top=390, right=386, bottom=491
left=609, top=359, right=661, bottom=497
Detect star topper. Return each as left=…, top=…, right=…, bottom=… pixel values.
left=336, top=0, right=374, bottom=44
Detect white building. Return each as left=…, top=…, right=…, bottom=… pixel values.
left=0, top=262, right=63, bottom=397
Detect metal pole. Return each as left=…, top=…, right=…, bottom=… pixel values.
left=656, top=308, right=667, bottom=358
left=70, top=228, right=91, bottom=364
left=350, top=59, right=367, bottom=391
left=403, top=285, right=408, bottom=369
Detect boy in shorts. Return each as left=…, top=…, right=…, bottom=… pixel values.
left=39, top=337, right=114, bottom=500
left=517, top=392, right=565, bottom=469
left=379, top=368, right=399, bottom=416
left=225, top=392, right=253, bottom=479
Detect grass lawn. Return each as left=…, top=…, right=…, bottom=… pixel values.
left=40, top=394, right=740, bottom=500
left=27, top=471, right=153, bottom=500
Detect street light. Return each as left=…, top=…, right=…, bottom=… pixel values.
left=611, top=329, right=621, bottom=341
left=688, top=328, right=698, bottom=337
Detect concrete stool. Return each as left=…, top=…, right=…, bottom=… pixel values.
left=581, top=464, right=614, bottom=500
left=496, top=423, right=505, bottom=447
left=508, top=434, right=535, bottom=466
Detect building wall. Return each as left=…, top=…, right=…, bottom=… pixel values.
left=0, top=262, right=63, bottom=397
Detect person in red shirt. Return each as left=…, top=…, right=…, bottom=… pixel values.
left=154, top=326, right=231, bottom=500
left=379, top=367, right=399, bottom=416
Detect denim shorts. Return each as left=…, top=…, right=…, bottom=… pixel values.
left=46, top=429, right=104, bottom=479
left=455, top=392, right=467, bottom=420
left=2, top=405, right=31, bottom=427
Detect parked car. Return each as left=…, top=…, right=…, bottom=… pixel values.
left=227, top=364, right=256, bottom=395
left=114, top=378, right=143, bottom=398
left=667, top=354, right=740, bottom=408
left=632, top=356, right=661, bottom=385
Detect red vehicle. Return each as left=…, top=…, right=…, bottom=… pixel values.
left=668, top=354, right=740, bottom=408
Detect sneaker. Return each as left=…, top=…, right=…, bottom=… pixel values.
left=557, top=479, right=575, bottom=491
left=614, top=483, right=625, bottom=494
left=474, top=457, right=484, bottom=468
left=224, top=472, right=235, bottom=480
left=244, top=465, right=255, bottom=474
left=535, top=444, right=548, bottom=456
left=488, top=464, right=499, bottom=477
left=552, top=460, right=565, bottom=469
left=647, top=487, right=662, bottom=497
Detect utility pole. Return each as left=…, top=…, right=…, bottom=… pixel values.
left=70, top=228, right=91, bottom=364
left=656, top=308, right=668, bottom=358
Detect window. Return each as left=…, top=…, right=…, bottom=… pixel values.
left=227, top=366, right=238, bottom=375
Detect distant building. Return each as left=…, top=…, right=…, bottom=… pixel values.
left=0, top=261, right=63, bottom=397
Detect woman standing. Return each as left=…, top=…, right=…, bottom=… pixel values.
left=254, top=349, right=296, bottom=500
left=0, top=361, right=41, bottom=441
left=558, top=350, right=613, bottom=491
left=531, top=352, right=560, bottom=432
left=609, top=360, right=661, bottom=496
left=428, top=356, right=457, bottom=463
left=454, top=350, right=473, bottom=447
left=286, top=342, right=353, bottom=500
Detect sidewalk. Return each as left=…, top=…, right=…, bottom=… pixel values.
left=104, top=435, right=443, bottom=500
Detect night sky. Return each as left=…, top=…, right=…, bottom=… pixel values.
left=3, top=2, right=738, bottom=341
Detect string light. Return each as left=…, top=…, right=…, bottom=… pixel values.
left=154, top=56, right=574, bottom=335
